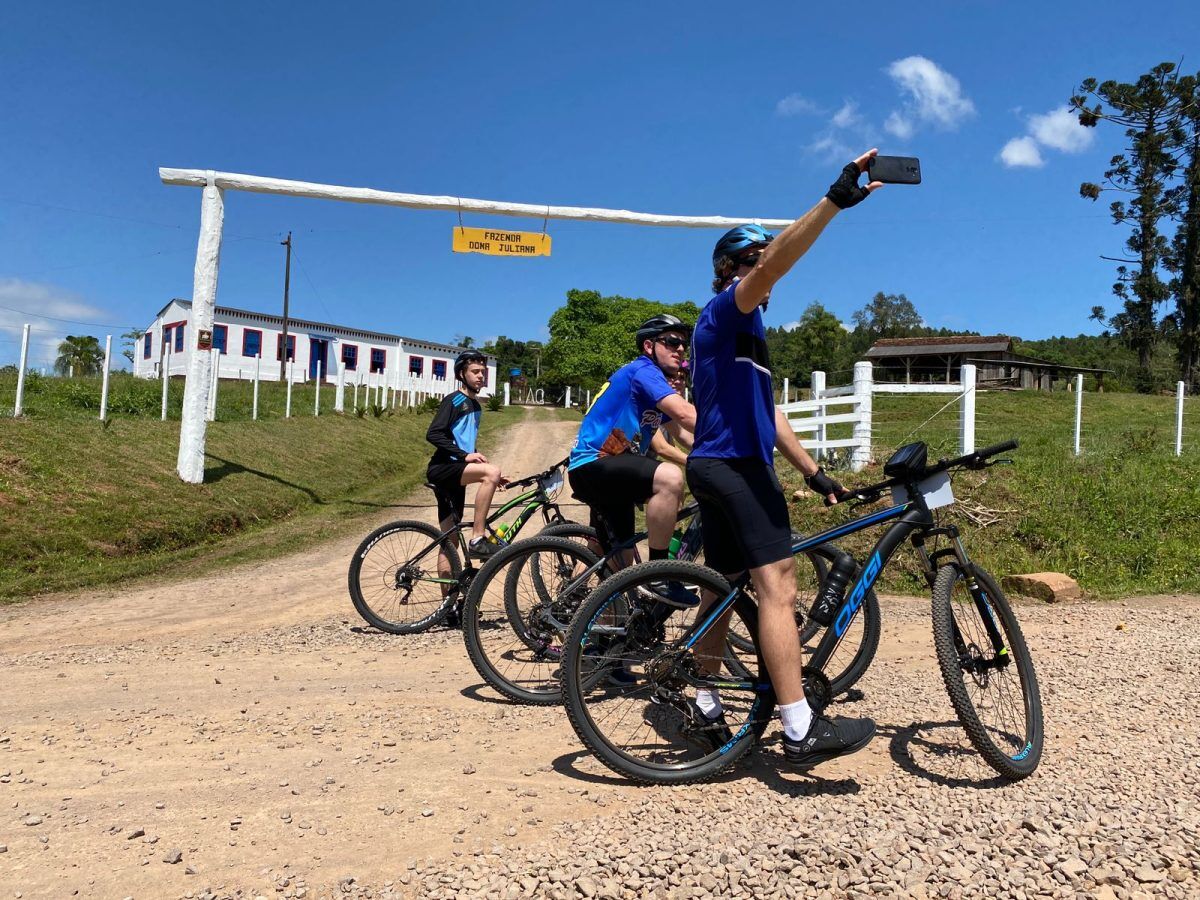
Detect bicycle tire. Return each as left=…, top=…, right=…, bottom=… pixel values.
left=561, top=560, right=774, bottom=785
left=348, top=520, right=460, bottom=634
left=463, top=537, right=604, bottom=705
left=930, top=563, right=1044, bottom=780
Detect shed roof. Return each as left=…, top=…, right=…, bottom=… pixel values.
left=866, top=335, right=1013, bottom=358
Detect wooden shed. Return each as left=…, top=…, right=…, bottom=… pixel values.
left=865, top=335, right=1108, bottom=391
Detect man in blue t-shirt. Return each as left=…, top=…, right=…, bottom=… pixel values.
left=686, top=150, right=883, bottom=769
left=568, top=314, right=697, bottom=606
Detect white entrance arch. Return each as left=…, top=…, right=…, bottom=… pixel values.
left=161, top=167, right=795, bottom=483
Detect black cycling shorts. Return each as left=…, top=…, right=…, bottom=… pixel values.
left=568, top=454, right=660, bottom=544
left=686, top=456, right=793, bottom=575
left=426, top=461, right=468, bottom=524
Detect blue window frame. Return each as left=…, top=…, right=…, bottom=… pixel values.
left=212, top=324, right=228, bottom=354
left=143, top=332, right=152, bottom=360
left=341, top=343, right=358, bottom=371
left=370, top=348, right=386, bottom=374
left=242, top=329, right=262, bottom=358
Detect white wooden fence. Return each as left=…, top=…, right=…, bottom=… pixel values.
left=779, top=362, right=980, bottom=472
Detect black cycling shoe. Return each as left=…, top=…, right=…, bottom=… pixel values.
left=640, top=579, right=699, bottom=608
left=687, top=702, right=734, bottom=753
left=782, top=715, right=876, bottom=768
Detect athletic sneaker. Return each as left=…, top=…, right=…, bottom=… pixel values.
left=782, top=715, right=876, bottom=768
left=468, top=537, right=502, bottom=560
left=607, top=666, right=639, bottom=687
left=641, top=579, right=699, bottom=608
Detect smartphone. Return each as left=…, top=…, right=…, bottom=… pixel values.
left=868, top=155, right=922, bottom=185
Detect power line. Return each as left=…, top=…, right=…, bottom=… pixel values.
left=288, top=246, right=337, bottom=324
left=0, top=302, right=135, bottom=329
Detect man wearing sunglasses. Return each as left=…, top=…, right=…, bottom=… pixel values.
left=686, top=150, right=883, bottom=768
left=567, top=314, right=698, bottom=607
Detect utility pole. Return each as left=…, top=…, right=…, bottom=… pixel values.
left=279, top=231, right=292, bottom=382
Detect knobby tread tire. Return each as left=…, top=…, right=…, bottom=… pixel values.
left=930, top=563, right=1044, bottom=780
left=561, top=560, right=775, bottom=785
left=348, top=519, right=459, bottom=635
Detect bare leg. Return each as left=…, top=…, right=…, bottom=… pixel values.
left=459, top=462, right=502, bottom=540
left=752, top=556, right=805, bottom=706
left=644, top=462, right=684, bottom=551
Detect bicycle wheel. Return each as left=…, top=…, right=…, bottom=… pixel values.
left=726, top=545, right=879, bottom=698
left=561, top=560, right=774, bottom=785
left=463, top=537, right=606, bottom=705
left=931, top=563, right=1043, bottom=780
left=348, top=520, right=460, bottom=634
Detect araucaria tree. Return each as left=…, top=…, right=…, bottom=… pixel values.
left=1072, top=63, right=1188, bottom=391
left=1167, top=72, right=1200, bottom=390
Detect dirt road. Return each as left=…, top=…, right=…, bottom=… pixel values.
left=1, top=408, right=1197, bottom=899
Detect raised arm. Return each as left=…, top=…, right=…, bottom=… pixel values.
left=735, top=149, right=882, bottom=314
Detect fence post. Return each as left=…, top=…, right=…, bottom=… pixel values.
left=161, top=343, right=171, bottom=420
left=1177, top=381, right=1186, bottom=457
left=13, top=323, right=30, bottom=416
left=286, top=360, right=294, bottom=418
left=99, top=335, right=112, bottom=422
left=1073, top=373, right=1084, bottom=456
left=565, top=387, right=571, bottom=408
left=850, top=362, right=873, bottom=472
left=335, top=362, right=345, bottom=413
left=252, top=352, right=261, bottom=420
left=782, top=377, right=789, bottom=405
left=503, top=382, right=511, bottom=406
left=811, top=370, right=826, bottom=463
left=69, top=365, right=74, bottom=379
left=958, top=363, right=976, bottom=455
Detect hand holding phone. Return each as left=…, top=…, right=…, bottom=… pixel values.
left=867, top=155, right=922, bottom=185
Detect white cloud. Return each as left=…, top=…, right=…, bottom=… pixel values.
left=885, top=56, right=976, bottom=133
left=999, top=136, right=1044, bottom=168
left=776, top=93, right=820, bottom=117
left=830, top=100, right=861, bottom=129
left=999, top=105, right=1094, bottom=169
left=1028, top=106, right=1094, bottom=153
left=0, top=278, right=115, bottom=369
left=883, top=111, right=915, bottom=140
left=807, top=131, right=855, bottom=163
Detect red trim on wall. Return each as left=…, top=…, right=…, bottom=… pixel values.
left=341, top=342, right=359, bottom=370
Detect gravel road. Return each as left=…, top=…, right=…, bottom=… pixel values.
left=1, top=410, right=1196, bottom=899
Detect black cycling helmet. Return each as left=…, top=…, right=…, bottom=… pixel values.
left=635, top=314, right=692, bottom=351
left=712, top=224, right=775, bottom=270
left=454, top=349, right=487, bottom=381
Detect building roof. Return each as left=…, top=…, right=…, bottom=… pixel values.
left=152, top=299, right=494, bottom=359
left=866, top=335, right=1013, bottom=358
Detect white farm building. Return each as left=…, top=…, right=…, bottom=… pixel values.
left=136, top=299, right=496, bottom=401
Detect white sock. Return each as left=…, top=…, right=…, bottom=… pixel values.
left=695, top=688, right=722, bottom=719
left=779, top=698, right=814, bottom=742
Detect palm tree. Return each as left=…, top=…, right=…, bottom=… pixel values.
left=54, top=335, right=104, bottom=377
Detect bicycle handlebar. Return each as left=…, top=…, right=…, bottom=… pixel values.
left=843, top=438, right=1019, bottom=508
left=502, top=456, right=570, bottom=492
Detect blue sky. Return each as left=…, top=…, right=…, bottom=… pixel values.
left=2, top=0, right=1198, bottom=368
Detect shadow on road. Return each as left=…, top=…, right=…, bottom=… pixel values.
left=882, top=719, right=1011, bottom=789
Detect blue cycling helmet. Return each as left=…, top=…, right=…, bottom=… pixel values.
left=712, top=224, right=775, bottom=268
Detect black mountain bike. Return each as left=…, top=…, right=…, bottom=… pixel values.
left=462, top=504, right=850, bottom=706
left=561, top=439, right=1043, bottom=785
left=348, top=458, right=579, bottom=634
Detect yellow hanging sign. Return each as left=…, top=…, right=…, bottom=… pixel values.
left=452, top=227, right=551, bottom=257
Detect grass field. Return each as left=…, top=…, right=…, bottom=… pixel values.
left=0, top=393, right=523, bottom=601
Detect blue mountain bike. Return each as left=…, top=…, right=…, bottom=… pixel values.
left=561, top=439, right=1043, bottom=784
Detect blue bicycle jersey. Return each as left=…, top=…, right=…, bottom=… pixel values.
left=690, top=281, right=777, bottom=464
left=569, top=356, right=674, bottom=470
left=426, top=390, right=481, bottom=464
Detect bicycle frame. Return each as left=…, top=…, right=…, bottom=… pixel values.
left=681, top=484, right=1009, bottom=687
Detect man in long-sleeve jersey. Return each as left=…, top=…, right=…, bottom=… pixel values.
left=426, top=350, right=507, bottom=562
